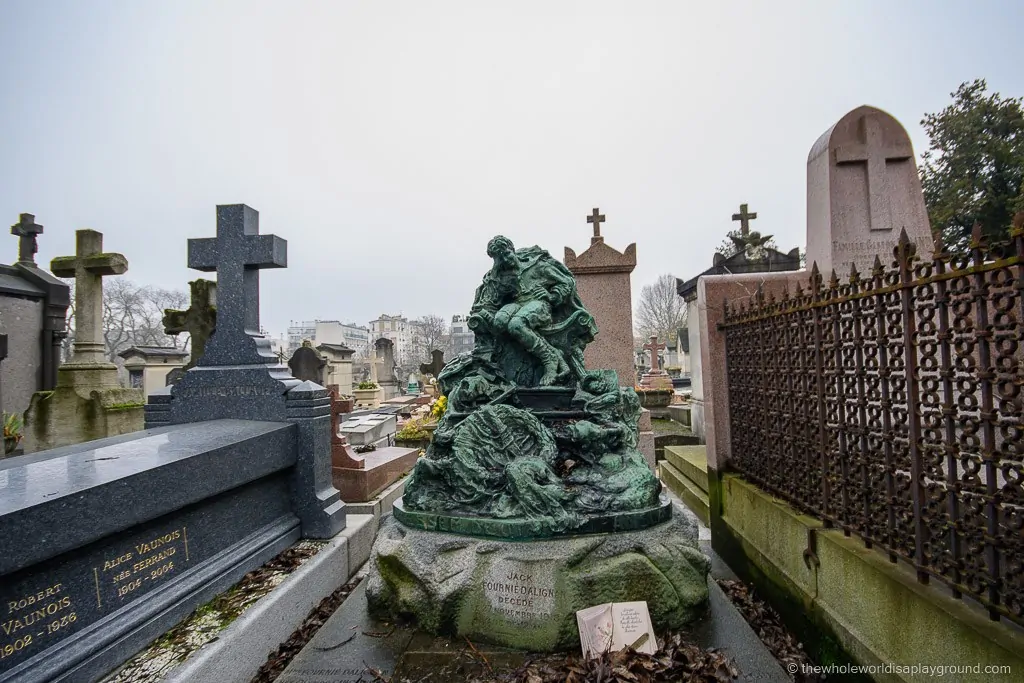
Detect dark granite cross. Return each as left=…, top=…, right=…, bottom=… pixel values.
left=587, top=208, right=606, bottom=241
left=643, top=335, right=666, bottom=372
left=835, top=114, right=912, bottom=232
left=163, top=279, right=217, bottom=370
left=731, top=204, right=757, bottom=237
left=11, top=213, right=43, bottom=266
left=187, top=205, right=286, bottom=365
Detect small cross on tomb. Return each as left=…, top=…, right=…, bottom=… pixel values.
left=50, top=230, right=128, bottom=364
left=163, top=279, right=217, bottom=370
left=642, top=335, right=667, bottom=373
left=11, top=213, right=44, bottom=266
left=187, top=204, right=286, bottom=365
left=731, top=203, right=757, bottom=237
left=834, top=114, right=912, bottom=232
left=587, top=208, right=606, bottom=243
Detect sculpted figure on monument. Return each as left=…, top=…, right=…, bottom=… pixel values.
left=468, top=236, right=595, bottom=386
left=400, top=236, right=663, bottom=537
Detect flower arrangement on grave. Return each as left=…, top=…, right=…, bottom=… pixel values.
left=356, top=380, right=378, bottom=390
left=429, top=395, right=447, bottom=420
left=396, top=418, right=431, bottom=442
left=3, top=412, right=23, bottom=454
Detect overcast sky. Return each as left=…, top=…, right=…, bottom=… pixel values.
left=2, top=1, right=1021, bottom=337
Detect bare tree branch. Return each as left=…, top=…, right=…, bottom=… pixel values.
left=634, top=274, right=687, bottom=345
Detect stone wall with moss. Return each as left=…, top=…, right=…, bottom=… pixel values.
left=22, top=385, right=144, bottom=453
left=709, top=473, right=1024, bottom=683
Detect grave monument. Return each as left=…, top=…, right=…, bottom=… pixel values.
left=288, top=339, right=327, bottom=384
left=22, top=229, right=145, bottom=452
left=373, top=337, right=401, bottom=400
left=806, top=105, right=934, bottom=273
left=367, top=235, right=709, bottom=651
left=162, top=278, right=217, bottom=384
left=0, top=214, right=70, bottom=417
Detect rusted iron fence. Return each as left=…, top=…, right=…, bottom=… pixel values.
left=721, top=225, right=1023, bottom=625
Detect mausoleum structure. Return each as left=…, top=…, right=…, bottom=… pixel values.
left=367, top=235, right=709, bottom=651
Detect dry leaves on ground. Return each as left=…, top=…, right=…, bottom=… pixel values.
left=716, top=579, right=820, bottom=683
left=509, top=634, right=738, bottom=683
left=250, top=578, right=364, bottom=683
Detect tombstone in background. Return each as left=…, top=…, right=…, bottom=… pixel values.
left=118, top=345, right=189, bottom=395
left=676, top=204, right=801, bottom=443
left=419, top=348, right=445, bottom=378
left=22, top=229, right=144, bottom=452
left=0, top=214, right=70, bottom=418
left=145, top=203, right=344, bottom=539
left=333, top=409, right=418, bottom=503
left=563, top=208, right=637, bottom=389
left=564, top=209, right=655, bottom=470
left=288, top=339, right=327, bottom=384
left=373, top=337, right=401, bottom=400
left=163, top=278, right=217, bottom=374
left=806, top=105, right=934, bottom=274
left=318, top=342, right=355, bottom=395
left=353, top=351, right=384, bottom=408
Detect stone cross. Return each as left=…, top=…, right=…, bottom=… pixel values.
left=50, top=230, right=128, bottom=365
left=163, top=279, right=217, bottom=371
left=731, top=204, right=757, bottom=237
left=419, top=349, right=445, bottom=378
left=11, top=213, right=44, bottom=266
left=187, top=204, right=286, bottom=365
left=834, top=114, right=912, bottom=232
left=586, top=208, right=606, bottom=243
left=642, top=335, right=666, bottom=373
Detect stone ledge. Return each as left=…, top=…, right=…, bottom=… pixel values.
left=660, top=462, right=709, bottom=526
left=664, top=445, right=708, bottom=493
left=162, top=534, right=351, bottom=683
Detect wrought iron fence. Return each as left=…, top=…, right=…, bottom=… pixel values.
left=721, top=224, right=1024, bottom=625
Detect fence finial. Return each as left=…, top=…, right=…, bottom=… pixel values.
left=872, top=254, right=885, bottom=278
left=970, top=222, right=984, bottom=248
left=829, top=269, right=840, bottom=289
left=849, top=261, right=861, bottom=285
left=895, top=227, right=917, bottom=263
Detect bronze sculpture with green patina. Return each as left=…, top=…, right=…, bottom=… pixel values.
left=398, top=236, right=666, bottom=539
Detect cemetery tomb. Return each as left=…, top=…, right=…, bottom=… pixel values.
left=366, top=234, right=710, bottom=652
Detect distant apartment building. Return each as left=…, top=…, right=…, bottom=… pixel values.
left=370, top=314, right=414, bottom=365
left=450, top=315, right=475, bottom=357
left=286, top=320, right=370, bottom=357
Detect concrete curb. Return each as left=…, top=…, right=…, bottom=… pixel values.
left=164, top=533, right=351, bottom=683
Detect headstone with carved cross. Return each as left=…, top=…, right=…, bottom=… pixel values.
left=419, top=349, right=445, bottom=379
left=728, top=203, right=774, bottom=260
left=163, top=279, right=217, bottom=375
left=807, top=105, right=933, bottom=274
left=22, top=229, right=144, bottom=452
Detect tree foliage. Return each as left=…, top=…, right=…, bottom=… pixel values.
left=61, top=277, right=189, bottom=362
left=409, top=314, right=451, bottom=365
left=714, top=229, right=778, bottom=259
left=634, top=274, right=687, bottom=345
left=920, top=79, right=1024, bottom=250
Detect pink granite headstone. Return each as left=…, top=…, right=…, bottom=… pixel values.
left=564, top=208, right=637, bottom=389
left=806, top=105, right=934, bottom=274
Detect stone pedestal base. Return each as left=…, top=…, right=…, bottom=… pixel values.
left=366, top=501, right=710, bottom=652
left=22, top=371, right=144, bottom=453
left=332, top=446, right=419, bottom=502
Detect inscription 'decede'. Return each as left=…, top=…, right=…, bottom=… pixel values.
left=482, top=563, right=557, bottom=623
left=1, top=527, right=191, bottom=666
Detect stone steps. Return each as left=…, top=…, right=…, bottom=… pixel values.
left=664, top=445, right=709, bottom=493
left=660, top=445, right=709, bottom=526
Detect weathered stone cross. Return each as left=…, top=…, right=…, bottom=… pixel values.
left=163, top=279, right=217, bottom=370
left=731, top=203, right=757, bottom=237
left=834, top=114, right=912, bottom=232
left=50, top=230, right=128, bottom=365
left=11, top=213, right=44, bottom=266
left=587, top=208, right=606, bottom=242
left=187, top=205, right=286, bottom=365
left=419, top=349, right=445, bottom=378
left=642, top=335, right=666, bottom=372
